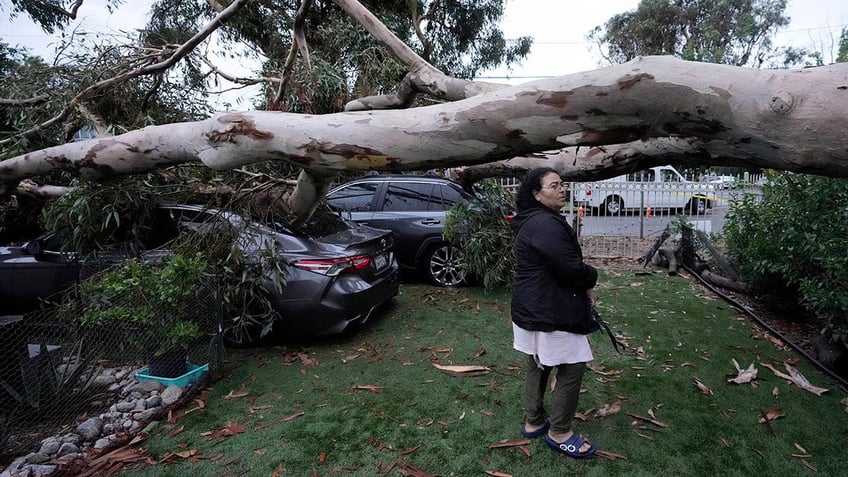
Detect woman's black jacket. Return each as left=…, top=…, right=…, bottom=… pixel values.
left=510, top=206, right=598, bottom=334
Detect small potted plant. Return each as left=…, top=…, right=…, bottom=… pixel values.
left=79, top=253, right=207, bottom=378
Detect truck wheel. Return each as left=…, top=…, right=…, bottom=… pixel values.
left=686, top=198, right=706, bottom=215
left=603, top=197, right=623, bottom=216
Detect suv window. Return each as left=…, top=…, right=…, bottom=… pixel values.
left=383, top=183, right=437, bottom=212
left=438, top=184, right=466, bottom=208
left=327, top=182, right=378, bottom=212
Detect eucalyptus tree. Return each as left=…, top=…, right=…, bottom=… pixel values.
left=586, top=0, right=816, bottom=67
left=1, top=0, right=847, bottom=227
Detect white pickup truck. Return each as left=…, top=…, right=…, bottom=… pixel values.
left=571, top=165, right=715, bottom=215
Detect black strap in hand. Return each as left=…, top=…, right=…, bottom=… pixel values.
left=591, top=305, right=626, bottom=354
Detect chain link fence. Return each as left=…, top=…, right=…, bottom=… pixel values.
left=0, top=260, right=223, bottom=458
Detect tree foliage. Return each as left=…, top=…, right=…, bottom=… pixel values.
left=443, top=179, right=515, bottom=290
left=838, top=28, right=848, bottom=63
left=723, top=173, right=848, bottom=344
left=2, top=0, right=124, bottom=34
left=588, top=0, right=817, bottom=67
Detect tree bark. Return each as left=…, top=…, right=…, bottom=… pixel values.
left=3, top=56, right=848, bottom=205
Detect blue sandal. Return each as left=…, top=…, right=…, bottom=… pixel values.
left=520, top=419, right=550, bottom=438
left=544, top=433, right=596, bottom=458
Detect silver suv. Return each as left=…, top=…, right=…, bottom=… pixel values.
left=326, top=174, right=473, bottom=287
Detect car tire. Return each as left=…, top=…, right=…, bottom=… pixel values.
left=686, top=198, right=707, bottom=215
left=603, top=196, right=623, bottom=216
left=422, top=243, right=465, bottom=287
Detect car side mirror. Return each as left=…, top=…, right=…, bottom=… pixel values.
left=23, top=240, right=43, bottom=255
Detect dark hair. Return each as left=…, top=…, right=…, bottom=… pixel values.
left=515, top=167, right=559, bottom=212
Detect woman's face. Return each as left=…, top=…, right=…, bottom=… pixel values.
left=533, top=172, right=567, bottom=211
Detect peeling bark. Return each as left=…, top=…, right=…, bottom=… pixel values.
left=3, top=57, right=848, bottom=204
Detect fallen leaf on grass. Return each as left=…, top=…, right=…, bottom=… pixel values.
left=595, top=401, right=622, bottom=417
left=757, top=408, right=785, bottom=424
left=728, top=359, right=758, bottom=384
left=248, top=405, right=273, bottom=414
left=488, top=438, right=531, bottom=449
left=253, top=412, right=305, bottom=431
left=396, top=462, right=436, bottom=477
left=400, top=445, right=421, bottom=455
left=800, top=460, right=818, bottom=471
left=484, top=472, right=512, bottom=477
left=223, top=390, right=249, bottom=400
left=693, top=377, right=714, bottom=396
left=431, top=362, right=491, bottom=377
left=595, top=449, right=627, bottom=460
left=254, top=449, right=265, bottom=456
left=202, top=421, right=245, bottom=440
left=352, top=384, right=382, bottom=393
left=785, top=363, right=829, bottom=396
left=627, top=413, right=669, bottom=428
left=761, top=362, right=830, bottom=396
left=794, top=442, right=808, bottom=454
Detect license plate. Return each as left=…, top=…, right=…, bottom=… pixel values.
left=374, top=252, right=388, bottom=270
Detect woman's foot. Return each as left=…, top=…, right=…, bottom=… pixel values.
left=545, top=431, right=596, bottom=458
left=520, top=419, right=550, bottom=438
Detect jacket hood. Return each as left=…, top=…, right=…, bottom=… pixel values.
left=510, top=207, right=551, bottom=233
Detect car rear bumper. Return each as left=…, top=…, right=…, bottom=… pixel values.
left=266, top=263, right=399, bottom=336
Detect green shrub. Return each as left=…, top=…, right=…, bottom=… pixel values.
left=80, top=253, right=207, bottom=356
left=723, top=173, right=848, bottom=343
left=443, top=179, right=515, bottom=290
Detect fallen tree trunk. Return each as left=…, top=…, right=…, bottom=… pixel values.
left=3, top=57, right=848, bottom=218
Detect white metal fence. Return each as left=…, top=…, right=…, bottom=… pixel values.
left=500, top=176, right=764, bottom=260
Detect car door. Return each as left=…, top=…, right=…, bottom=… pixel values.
left=366, top=181, right=445, bottom=269
left=0, top=238, right=81, bottom=314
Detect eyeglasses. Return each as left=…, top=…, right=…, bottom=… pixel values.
left=542, top=182, right=565, bottom=190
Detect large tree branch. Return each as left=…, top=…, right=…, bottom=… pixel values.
left=2, top=57, right=847, bottom=197
left=0, top=0, right=251, bottom=147
left=335, top=0, right=507, bottom=111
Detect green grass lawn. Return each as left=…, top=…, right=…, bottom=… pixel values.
left=117, top=267, right=847, bottom=476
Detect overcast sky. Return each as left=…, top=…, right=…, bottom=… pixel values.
left=3, top=0, right=848, bottom=105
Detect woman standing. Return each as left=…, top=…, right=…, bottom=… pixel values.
left=510, top=167, right=599, bottom=459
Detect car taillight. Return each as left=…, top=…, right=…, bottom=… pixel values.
left=585, top=184, right=592, bottom=196
left=292, top=255, right=371, bottom=276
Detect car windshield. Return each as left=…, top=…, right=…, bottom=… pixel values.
left=254, top=205, right=353, bottom=238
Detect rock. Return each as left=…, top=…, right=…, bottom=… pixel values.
left=116, top=401, right=137, bottom=413
left=61, top=433, right=82, bottom=446
left=102, top=424, right=115, bottom=435
left=128, top=380, right=164, bottom=394
left=93, top=438, right=112, bottom=450
left=92, top=373, right=117, bottom=388
left=57, top=442, right=80, bottom=457
left=75, top=417, right=103, bottom=441
left=136, top=407, right=160, bottom=422
left=160, top=386, right=183, bottom=406
left=38, top=438, right=60, bottom=456
left=23, top=452, right=49, bottom=464
left=145, top=395, right=162, bottom=408
left=27, top=464, right=57, bottom=476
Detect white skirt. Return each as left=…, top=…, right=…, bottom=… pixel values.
left=513, top=323, right=593, bottom=367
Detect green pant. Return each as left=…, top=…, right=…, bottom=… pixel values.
left=521, top=354, right=586, bottom=435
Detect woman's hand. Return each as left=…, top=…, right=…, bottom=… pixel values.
left=587, top=289, right=597, bottom=304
